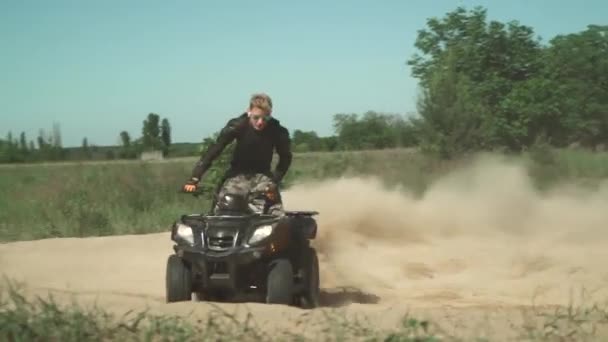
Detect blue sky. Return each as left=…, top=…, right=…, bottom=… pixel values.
left=1, top=0, right=606, bottom=147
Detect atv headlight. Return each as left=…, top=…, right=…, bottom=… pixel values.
left=248, top=224, right=273, bottom=244
left=175, top=223, right=194, bottom=246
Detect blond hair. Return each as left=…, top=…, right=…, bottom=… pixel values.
left=249, top=93, right=273, bottom=114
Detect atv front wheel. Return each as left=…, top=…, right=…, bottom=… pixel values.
left=266, top=259, right=294, bottom=305
left=299, top=247, right=320, bottom=308
left=165, top=254, right=192, bottom=302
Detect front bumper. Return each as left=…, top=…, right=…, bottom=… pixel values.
left=174, top=244, right=269, bottom=291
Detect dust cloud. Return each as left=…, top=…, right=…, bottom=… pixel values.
left=282, top=154, right=608, bottom=307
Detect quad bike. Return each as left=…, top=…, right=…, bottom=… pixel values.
left=165, top=182, right=321, bottom=308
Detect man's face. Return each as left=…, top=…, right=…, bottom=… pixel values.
left=248, top=107, right=271, bottom=131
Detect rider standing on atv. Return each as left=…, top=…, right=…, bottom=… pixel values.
left=183, top=93, right=292, bottom=214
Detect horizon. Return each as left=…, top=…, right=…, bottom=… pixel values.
left=2, top=0, right=606, bottom=148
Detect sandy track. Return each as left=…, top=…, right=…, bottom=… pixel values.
left=2, top=155, right=608, bottom=339
left=0, top=232, right=573, bottom=340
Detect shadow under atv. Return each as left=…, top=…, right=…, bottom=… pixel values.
left=191, top=286, right=380, bottom=308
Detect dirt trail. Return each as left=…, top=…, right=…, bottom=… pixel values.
left=1, top=154, right=608, bottom=338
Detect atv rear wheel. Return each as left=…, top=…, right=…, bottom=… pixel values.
left=166, top=254, right=192, bottom=302
left=299, top=247, right=320, bottom=308
left=265, top=259, right=294, bottom=305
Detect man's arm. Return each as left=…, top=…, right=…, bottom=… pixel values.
left=273, top=126, right=293, bottom=183
left=190, top=117, right=244, bottom=181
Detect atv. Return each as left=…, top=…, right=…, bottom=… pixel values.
left=165, top=183, right=320, bottom=308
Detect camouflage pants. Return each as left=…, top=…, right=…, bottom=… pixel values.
left=214, top=173, right=284, bottom=215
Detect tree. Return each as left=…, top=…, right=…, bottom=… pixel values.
left=19, top=132, right=28, bottom=154
left=333, top=113, right=362, bottom=150
left=120, top=131, right=131, bottom=147
left=332, top=111, right=419, bottom=150
left=407, top=7, right=608, bottom=153
left=541, top=25, right=608, bottom=148
left=0, top=139, right=6, bottom=163
left=50, top=122, right=63, bottom=148
left=142, top=113, right=161, bottom=151
left=161, top=118, right=171, bottom=156
left=292, top=130, right=322, bottom=152
left=408, top=7, right=542, bottom=90
left=119, top=131, right=135, bottom=159
left=415, top=49, right=488, bottom=157
left=407, top=6, right=546, bottom=153
left=82, top=137, right=91, bottom=159
left=49, top=123, right=65, bottom=160
left=37, top=129, right=47, bottom=150
left=319, top=136, right=339, bottom=151
left=3, top=132, right=18, bottom=162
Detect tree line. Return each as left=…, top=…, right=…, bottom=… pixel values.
left=293, top=7, right=607, bottom=157
left=0, top=123, right=66, bottom=163
left=1, top=6, right=606, bottom=163
left=0, top=113, right=172, bottom=163
left=0, top=110, right=420, bottom=163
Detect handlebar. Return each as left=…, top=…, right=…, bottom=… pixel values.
left=178, top=182, right=279, bottom=201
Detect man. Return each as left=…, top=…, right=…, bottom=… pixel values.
left=183, top=93, right=292, bottom=215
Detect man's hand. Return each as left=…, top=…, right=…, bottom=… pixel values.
left=183, top=177, right=199, bottom=192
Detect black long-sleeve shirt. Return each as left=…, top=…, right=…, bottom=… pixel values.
left=191, top=113, right=293, bottom=182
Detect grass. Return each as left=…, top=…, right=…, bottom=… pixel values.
left=0, top=280, right=442, bottom=342
left=0, top=161, right=212, bottom=241
left=1, top=147, right=608, bottom=241
left=3, top=279, right=608, bottom=341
